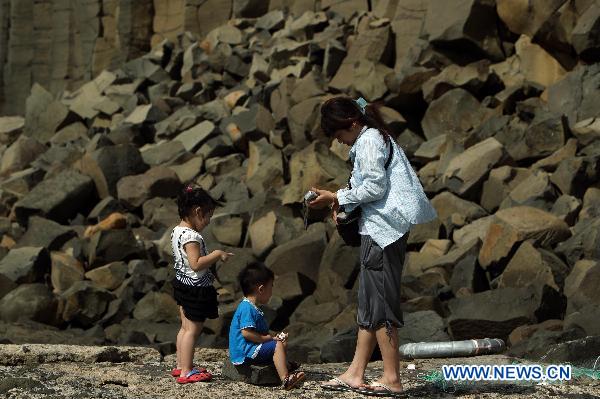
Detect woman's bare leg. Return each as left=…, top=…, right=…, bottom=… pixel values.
left=323, top=328, right=377, bottom=388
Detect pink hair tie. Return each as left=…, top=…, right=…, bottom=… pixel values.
left=185, top=185, right=193, bottom=193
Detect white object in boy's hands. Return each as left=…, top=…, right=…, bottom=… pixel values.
left=277, top=332, right=288, bottom=341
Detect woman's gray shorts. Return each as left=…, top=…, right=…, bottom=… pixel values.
left=357, top=233, right=408, bottom=331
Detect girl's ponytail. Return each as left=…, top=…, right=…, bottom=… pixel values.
left=362, top=103, right=392, bottom=143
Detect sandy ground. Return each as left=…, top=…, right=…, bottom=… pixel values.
left=1, top=346, right=599, bottom=398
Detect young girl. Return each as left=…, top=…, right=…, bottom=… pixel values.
left=170, top=185, right=234, bottom=384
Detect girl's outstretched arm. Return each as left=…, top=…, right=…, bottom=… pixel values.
left=184, top=243, right=233, bottom=272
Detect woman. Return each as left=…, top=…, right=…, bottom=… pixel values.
left=309, top=96, right=436, bottom=396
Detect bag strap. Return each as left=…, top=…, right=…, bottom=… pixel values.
left=348, top=138, right=393, bottom=189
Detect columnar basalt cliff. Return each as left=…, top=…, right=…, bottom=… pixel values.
left=0, top=0, right=599, bottom=364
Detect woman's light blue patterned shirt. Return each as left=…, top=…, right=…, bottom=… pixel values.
left=337, top=127, right=437, bottom=248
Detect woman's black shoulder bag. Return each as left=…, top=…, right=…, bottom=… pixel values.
left=336, top=140, right=393, bottom=247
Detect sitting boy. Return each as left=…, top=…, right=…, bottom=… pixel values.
left=228, top=262, right=305, bottom=390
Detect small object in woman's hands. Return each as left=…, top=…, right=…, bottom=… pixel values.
left=304, top=191, right=318, bottom=203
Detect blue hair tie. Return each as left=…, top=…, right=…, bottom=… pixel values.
left=355, top=97, right=367, bottom=115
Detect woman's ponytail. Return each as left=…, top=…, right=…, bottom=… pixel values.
left=362, top=103, right=392, bottom=143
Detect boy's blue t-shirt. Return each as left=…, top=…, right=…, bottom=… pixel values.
left=229, top=298, right=270, bottom=365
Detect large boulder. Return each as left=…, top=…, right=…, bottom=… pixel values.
left=281, top=142, right=349, bottom=204
left=265, top=224, right=327, bottom=284
left=547, top=64, right=600, bottom=129
left=246, top=139, right=284, bottom=195
left=422, top=89, right=490, bottom=142
left=133, top=292, right=179, bottom=323
left=398, top=310, right=450, bottom=344
left=0, top=283, right=58, bottom=325
left=424, top=0, right=504, bottom=61
left=117, top=166, right=181, bottom=209
left=14, top=170, right=96, bottom=225
left=59, top=281, right=115, bottom=327
left=0, top=247, right=51, bottom=284
left=497, top=240, right=569, bottom=293
left=563, top=259, right=600, bottom=314
left=85, top=261, right=128, bottom=291
left=77, top=144, right=149, bottom=199
left=448, top=286, right=563, bottom=341
left=479, top=206, right=571, bottom=271
left=442, top=137, right=506, bottom=197
left=88, top=229, right=144, bottom=268
left=556, top=218, right=600, bottom=266
left=15, top=217, right=76, bottom=251
left=0, top=136, right=46, bottom=176
left=50, top=252, right=85, bottom=294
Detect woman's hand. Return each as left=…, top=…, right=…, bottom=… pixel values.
left=308, top=187, right=336, bottom=209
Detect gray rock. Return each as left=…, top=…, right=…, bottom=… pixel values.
left=246, top=138, right=284, bottom=195
left=205, top=154, right=244, bottom=176
left=563, top=259, right=600, bottom=314
left=442, top=137, right=506, bottom=197
left=0, top=135, right=46, bottom=176
left=85, top=261, right=128, bottom=291
left=547, top=63, right=600, bottom=128
left=556, top=218, right=600, bottom=267
left=78, top=144, right=148, bottom=199
left=449, top=253, right=488, bottom=295
left=422, top=89, right=490, bottom=142
left=481, top=166, right=533, bottom=212
left=571, top=3, right=600, bottom=61
left=0, top=283, right=57, bottom=325
left=88, top=229, right=144, bottom=268
left=499, top=171, right=556, bottom=211
left=140, top=141, right=187, bottom=166
left=142, top=198, right=179, bottom=232
left=15, top=217, right=76, bottom=251
left=14, top=170, right=95, bottom=225
left=174, top=121, right=217, bottom=152
left=538, top=336, right=600, bottom=368
left=448, top=286, right=564, bottom=341
left=273, top=272, right=316, bottom=302
left=221, top=360, right=280, bottom=385
left=117, top=166, right=181, bottom=209
left=398, top=310, right=450, bottom=344
left=266, top=225, right=327, bottom=284
left=59, top=281, right=115, bottom=327
left=169, top=156, right=204, bottom=183
left=133, top=291, right=179, bottom=323
left=50, top=251, right=85, bottom=294
left=0, top=116, right=24, bottom=145
left=320, top=327, right=358, bottom=363
left=212, top=216, right=244, bottom=247
left=220, top=104, right=275, bottom=149
left=0, top=247, right=50, bottom=284
left=424, top=0, right=503, bottom=61
left=550, top=195, right=582, bottom=225
left=87, top=197, right=124, bottom=222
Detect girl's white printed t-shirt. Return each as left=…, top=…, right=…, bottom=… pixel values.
left=170, top=226, right=214, bottom=287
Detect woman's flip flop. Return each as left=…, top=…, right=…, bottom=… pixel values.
left=360, top=382, right=405, bottom=397
left=320, top=377, right=361, bottom=392
left=176, top=368, right=212, bottom=384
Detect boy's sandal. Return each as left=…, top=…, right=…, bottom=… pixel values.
left=282, top=371, right=305, bottom=390
left=287, top=361, right=301, bottom=373
left=171, top=366, right=207, bottom=377
left=176, top=368, right=212, bottom=384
